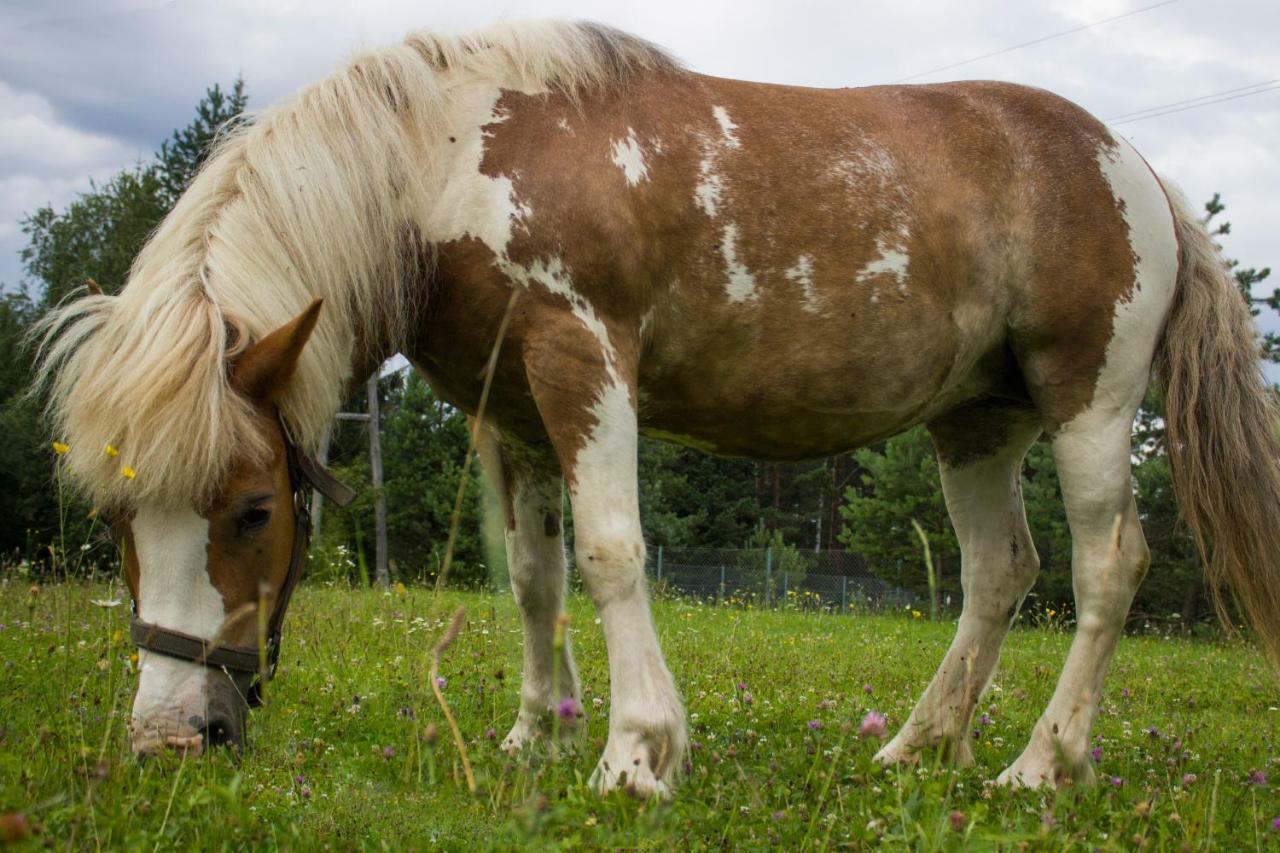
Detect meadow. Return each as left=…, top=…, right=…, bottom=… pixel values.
left=2, top=578, right=1279, bottom=850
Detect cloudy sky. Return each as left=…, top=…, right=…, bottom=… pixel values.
left=2, top=0, right=1276, bottom=338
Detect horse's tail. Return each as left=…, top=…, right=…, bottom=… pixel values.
left=1154, top=178, right=1280, bottom=670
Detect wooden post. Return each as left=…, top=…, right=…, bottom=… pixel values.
left=367, top=371, right=389, bottom=589
left=310, top=422, right=333, bottom=537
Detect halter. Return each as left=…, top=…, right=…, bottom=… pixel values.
left=129, top=416, right=356, bottom=708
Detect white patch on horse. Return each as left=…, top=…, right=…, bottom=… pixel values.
left=556, top=116, right=573, bottom=134
left=610, top=127, right=649, bottom=186
left=130, top=502, right=223, bottom=735
left=695, top=156, right=725, bottom=217
left=420, top=80, right=549, bottom=256
left=712, top=106, right=741, bottom=149
left=500, top=256, right=623, bottom=382
left=1090, top=137, right=1180, bottom=401
left=856, top=224, right=912, bottom=291
left=784, top=255, right=823, bottom=313
left=719, top=223, right=758, bottom=303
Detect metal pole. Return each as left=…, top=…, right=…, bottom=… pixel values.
left=783, top=570, right=789, bottom=600
left=367, top=371, right=389, bottom=589
left=656, top=545, right=664, bottom=583
left=719, top=564, right=726, bottom=603
left=841, top=575, right=848, bottom=615
left=765, top=545, right=773, bottom=608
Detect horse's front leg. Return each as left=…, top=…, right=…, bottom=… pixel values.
left=524, top=317, right=687, bottom=797
left=475, top=426, right=580, bottom=751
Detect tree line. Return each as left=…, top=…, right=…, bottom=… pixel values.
left=2, top=81, right=1275, bottom=629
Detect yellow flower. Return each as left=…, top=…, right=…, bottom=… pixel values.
left=394, top=581, right=407, bottom=596
left=104, top=444, right=119, bottom=458
left=120, top=466, right=136, bottom=480
left=52, top=441, right=70, bottom=455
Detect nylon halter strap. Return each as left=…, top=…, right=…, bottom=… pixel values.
left=129, top=416, right=356, bottom=708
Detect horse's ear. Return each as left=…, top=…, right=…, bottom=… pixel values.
left=232, top=299, right=323, bottom=403
left=84, top=278, right=103, bottom=296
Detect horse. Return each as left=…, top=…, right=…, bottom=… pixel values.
left=34, top=20, right=1280, bottom=796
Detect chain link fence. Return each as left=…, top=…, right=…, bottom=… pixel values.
left=648, top=547, right=921, bottom=614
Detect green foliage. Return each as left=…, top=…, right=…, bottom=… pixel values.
left=837, top=426, right=959, bottom=603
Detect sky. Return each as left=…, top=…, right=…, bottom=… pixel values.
left=1, top=0, right=1277, bottom=342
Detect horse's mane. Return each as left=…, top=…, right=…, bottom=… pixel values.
left=31, top=20, right=678, bottom=509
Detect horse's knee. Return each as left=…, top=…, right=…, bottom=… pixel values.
left=575, top=529, right=646, bottom=605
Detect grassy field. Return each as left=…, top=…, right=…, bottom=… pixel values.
left=2, top=578, right=1279, bottom=850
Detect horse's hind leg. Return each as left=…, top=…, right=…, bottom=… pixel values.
left=476, top=426, right=581, bottom=751
left=997, top=409, right=1150, bottom=787
left=877, top=403, right=1041, bottom=766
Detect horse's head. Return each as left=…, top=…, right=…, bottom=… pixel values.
left=121, top=301, right=323, bottom=757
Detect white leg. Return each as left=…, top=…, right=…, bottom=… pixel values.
left=878, top=415, right=1041, bottom=766
left=476, top=430, right=579, bottom=751
left=997, top=408, right=1149, bottom=787
left=562, top=383, right=685, bottom=796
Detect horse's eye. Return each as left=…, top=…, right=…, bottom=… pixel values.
left=239, top=506, right=271, bottom=532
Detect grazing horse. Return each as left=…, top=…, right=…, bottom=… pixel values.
left=35, top=20, right=1280, bottom=795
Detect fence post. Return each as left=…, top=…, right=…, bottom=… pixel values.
left=783, top=570, right=789, bottom=600
left=656, top=545, right=664, bottom=583
left=765, top=545, right=773, bottom=608
left=719, top=564, right=726, bottom=603
left=841, top=575, right=848, bottom=615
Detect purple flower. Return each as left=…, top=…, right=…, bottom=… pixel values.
left=1090, top=747, right=1103, bottom=762
left=859, top=711, right=887, bottom=740
left=1110, top=776, right=1124, bottom=787
left=1252, top=771, right=1268, bottom=785
left=382, top=746, right=394, bottom=759
left=1146, top=726, right=1161, bottom=739
left=301, top=786, right=311, bottom=799
left=295, top=774, right=305, bottom=785
left=1121, top=687, right=1130, bottom=699
left=742, top=692, right=754, bottom=706
left=557, top=697, right=580, bottom=720
left=772, top=810, right=787, bottom=822
left=737, top=681, right=747, bottom=691
left=1182, top=773, right=1197, bottom=786
left=863, top=684, right=873, bottom=695
left=1271, top=816, right=1280, bottom=832
left=485, top=728, right=496, bottom=740
left=808, top=719, right=821, bottom=730
left=979, top=714, right=992, bottom=726
left=435, top=676, right=447, bottom=689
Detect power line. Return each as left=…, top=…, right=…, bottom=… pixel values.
left=1106, top=79, right=1280, bottom=121
left=1108, top=81, right=1280, bottom=125
left=892, top=0, right=1179, bottom=83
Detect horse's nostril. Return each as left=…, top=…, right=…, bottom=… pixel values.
left=199, top=719, right=239, bottom=750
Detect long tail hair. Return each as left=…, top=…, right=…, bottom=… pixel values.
left=1155, top=179, right=1280, bottom=669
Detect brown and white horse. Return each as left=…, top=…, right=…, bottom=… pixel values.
left=35, top=21, right=1280, bottom=795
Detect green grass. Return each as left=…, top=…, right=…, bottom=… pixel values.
left=2, top=579, right=1279, bottom=850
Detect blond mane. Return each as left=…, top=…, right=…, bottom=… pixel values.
left=32, top=20, right=678, bottom=509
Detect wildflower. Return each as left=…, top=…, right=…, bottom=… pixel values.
left=301, top=786, right=311, bottom=799
left=1252, top=770, right=1267, bottom=785
left=772, top=810, right=787, bottom=822
left=51, top=441, right=69, bottom=455
left=295, top=774, right=305, bottom=785
left=120, top=466, right=136, bottom=480
left=557, top=698, right=581, bottom=720
left=949, top=810, right=966, bottom=832
left=911, top=610, right=923, bottom=619
left=382, top=746, right=394, bottom=759
left=863, top=684, right=873, bottom=695
left=808, top=720, right=821, bottom=730
left=424, top=723, right=439, bottom=745
left=485, top=728, right=496, bottom=740
left=737, top=681, right=747, bottom=691
left=1121, top=687, right=1131, bottom=699
left=1146, top=726, right=1161, bottom=739
left=394, top=582, right=407, bottom=596
left=1271, top=817, right=1280, bottom=832
left=104, top=444, right=118, bottom=458
left=435, top=676, right=446, bottom=689
left=1091, top=747, right=1103, bottom=762
left=979, top=714, right=992, bottom=726
left=742, top=691, right=754, bottom=706
left=859, top=711, right=887, bottom=739
left=1110, top=776, right=1124, bottom=787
